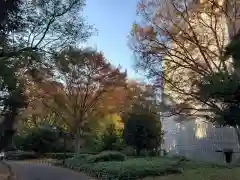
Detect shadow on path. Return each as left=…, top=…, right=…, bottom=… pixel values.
left=8, top=161, right=95, bottom=180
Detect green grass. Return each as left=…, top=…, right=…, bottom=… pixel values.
left=143, top=167, right=240, bottom=180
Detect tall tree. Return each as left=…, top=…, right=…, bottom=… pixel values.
left=85, top=114, right=124, bottom=151
left=0, top=0, right=93, bottom=150
left=130, top=0, right=239, bottom=118
left=197, top=35, right=240, bottom=143
left=0, top=0, right=25, bottom=150
left=41, top=47, right=126, bottom=151
left=124, top=110, right=162, bottom=156
left=124, top=84, right=162, bottom=156
left=95, top=80, right=147, bottom=117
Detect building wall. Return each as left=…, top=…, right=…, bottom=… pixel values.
left=162, top=115, right=240, bottom=163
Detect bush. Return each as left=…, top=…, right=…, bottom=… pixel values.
left=87, top=151, right=126, bottom=163
left=170, top=155, right=190, bottom=162
left=44, top=153, right=75, bottom=160
left=64, top=151, right=126, bottom=171
left=65, top=156, right=89, bottom=168
left=101, top=124, right=124, bottom=151
left=77, top=157, right=181, bottom=180
left=85, top=114, right=125, bottom=152
left=76, top=148, right=99, bottom=155
left=124, top=109, right=162, bottom=156
left=12, top=134, right=26, bottom=150
left=6, top=151, right=39, bottom=160
left=13, top=126, right=70, bottom=153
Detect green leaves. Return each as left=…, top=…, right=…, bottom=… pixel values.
left=124, top=111, right=162, bottom=155
left=225, top=36, right=240, bottom=68
left=66, top=156, right=181, bottom=180
left=198, top=72, right=240, bottom=103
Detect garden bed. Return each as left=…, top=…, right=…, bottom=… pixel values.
left=63, top=151, right=240, bottom=180
left=65, top=154, right=182, bottom=180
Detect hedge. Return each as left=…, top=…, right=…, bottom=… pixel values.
left=86, top=151, right=126, bottom=163
left=5, top=151, right=75, bottom=160
left=6, top=151, right=39, bottom=160
left=65, top=156, right=182, bottom=180
left=44, top=153, right=75, bottom=160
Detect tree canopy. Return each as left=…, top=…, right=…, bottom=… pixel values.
left=0, top=0, right=94, bottom=151
left=130, top=0, right=239, bottom=118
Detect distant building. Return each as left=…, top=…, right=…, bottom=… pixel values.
left=161, top=95, right=240, bottom=163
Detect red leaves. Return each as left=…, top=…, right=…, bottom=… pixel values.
left=132, top=23, right=156, bottom=41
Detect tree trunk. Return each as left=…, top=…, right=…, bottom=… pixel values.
left=136, top=148, right=141, bottom=156
left=0, top=107, right=17, bottom=151
left=74, top=128, right=83, bottom=153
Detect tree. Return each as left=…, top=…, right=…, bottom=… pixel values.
left=124, top=85, right=162, bottom=156
left=0, top=0, right=22, bottom=34
left=0, top=0, right=93, bottom=150
left=16, top=126, right=65, bottom=153
left=124, top=112, right=162, bottom=156
left=85, top=113, right=124, bottom=151
left=41, top=47, right=126, bottom=152
left=197, top=35, right=240, bottom=142
left=0, top=0, right=26, bottom=150
left=18, top=79, right=66, bottom=132
left=94, top=80, right=147, bottom=117
left=130, top=0, right=239, bottom=118
left=101, top=123, right=123, bottom=151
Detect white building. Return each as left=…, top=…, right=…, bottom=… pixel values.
left=161, top=95, right=240, bottom=163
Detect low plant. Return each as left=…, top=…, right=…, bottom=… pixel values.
left=82, top=157, right=181, bottom=180
left=87, top=151, right=126, bottom=163
left=44, top=152, right=75, bottom=160
left=6, top=151, right=39, bottom=160
left=65, top=156, right=181, bottom=180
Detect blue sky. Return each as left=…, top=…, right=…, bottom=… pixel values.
left=83, top=0, right=145, bottom=81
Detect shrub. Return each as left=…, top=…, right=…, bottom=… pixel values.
left=85, top=114, right=125, bottom=152
left=65, top=156, right=89, bottom=168
left=170, top=155, right=190, bottom=162
left=12, top=134, right=26, bottom=150
left=124, top=108, right=162, bottom=156
left=13, top=126, right=70, bottom=153
left=64, top=153, right=93, bottom=168
left=76, top=148, right=99, bottom=155
left=74, top=153, right=90, bottom=159
left=44, top=153, right=75, bottom=160
left=80, top=157, right=181, bottom=180
left=101, top=124, right=124, bottom=151
left=120, top=147, right=134, bottom=157
left=87, top=151, right=126, bottom=163
left=6, top=151, right=39, bottom=160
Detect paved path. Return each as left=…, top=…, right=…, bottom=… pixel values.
left=7, top=161, right=95, bottom=180
left=0, top=161, right=12, bottom=180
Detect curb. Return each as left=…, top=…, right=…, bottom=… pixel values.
left=26, top=158, right=56, bottom=165
left=1, top=161, right=16, bottom=180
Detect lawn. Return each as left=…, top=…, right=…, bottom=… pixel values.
left=143, top=167, right=240, bottom=180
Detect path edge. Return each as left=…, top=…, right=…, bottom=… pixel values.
left=1, top=161, right=16, bottom=180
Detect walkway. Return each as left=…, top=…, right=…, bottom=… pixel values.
left=0, top=161, right=13, bottom=180
left=6, top=161, right=94, bottom=180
